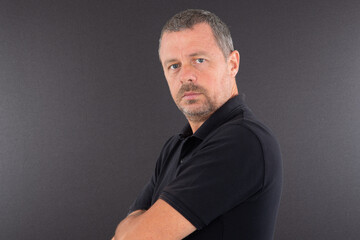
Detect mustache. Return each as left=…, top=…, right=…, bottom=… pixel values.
left=176, top=84, right=206, bottom=100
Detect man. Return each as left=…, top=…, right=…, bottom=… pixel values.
left=112, top=9, right=282, bottom=240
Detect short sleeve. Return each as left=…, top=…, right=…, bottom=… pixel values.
left=159, top=125, right=265, bottom=229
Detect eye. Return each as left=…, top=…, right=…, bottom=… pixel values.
left=195, top=58, right=205, bottom=63
left=169, top=63, right=180, bottom=70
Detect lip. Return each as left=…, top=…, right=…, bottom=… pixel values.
left=182, top=92, right=201, bottom=100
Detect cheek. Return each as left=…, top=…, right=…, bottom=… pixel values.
left=211, top=72, right=228, bottom=98
left=166, top=79, right=179, bottom=98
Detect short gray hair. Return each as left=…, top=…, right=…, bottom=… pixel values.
left=159, top=9, right=234, bottom=59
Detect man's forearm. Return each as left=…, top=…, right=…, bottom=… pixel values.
left=112, top=210, right=146, bottom=240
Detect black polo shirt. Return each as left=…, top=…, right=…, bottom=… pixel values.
left=128, top=95, right=283, bottom=240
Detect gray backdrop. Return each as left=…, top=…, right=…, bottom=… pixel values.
left=1, top=0, right=359, bottom=239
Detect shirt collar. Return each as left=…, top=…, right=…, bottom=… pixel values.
left=179, top=94, right=247, bottom=140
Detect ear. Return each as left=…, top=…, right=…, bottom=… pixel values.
left=227, top=50, right=240, bottom=78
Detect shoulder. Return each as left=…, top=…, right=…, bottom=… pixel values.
left=196, top=115, right=281, bottom=168
left=211, top=113, right=279, bottom=151
left=201, top=118, right=262, bottom=150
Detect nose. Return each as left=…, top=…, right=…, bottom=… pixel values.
left=179, top=64, right=197, bottom=84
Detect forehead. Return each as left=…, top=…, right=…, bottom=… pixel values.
left=159, top=23, right=222, bottom=62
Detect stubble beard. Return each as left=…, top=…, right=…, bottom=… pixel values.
left=175, top=83, right=217, bottom=123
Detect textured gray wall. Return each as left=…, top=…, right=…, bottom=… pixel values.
left=1, top=0, right=359, bottom=239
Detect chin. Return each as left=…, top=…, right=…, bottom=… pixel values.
left=183, top=106, right=212, bottom=117
left=178, top=99, right=215, bottom=117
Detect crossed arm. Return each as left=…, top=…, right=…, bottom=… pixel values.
left=111, top=199, right=196, bottom=240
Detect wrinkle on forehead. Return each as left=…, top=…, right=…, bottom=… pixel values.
left=159, top=23, right=221, bottom=64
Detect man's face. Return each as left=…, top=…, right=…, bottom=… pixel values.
left=159, top=23, right=237, bottom=122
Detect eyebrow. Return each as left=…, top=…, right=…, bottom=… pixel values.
left=164, top=58, right=178, bottom=67
left=163, top=51, right=209, bottom=66
left=189, top=51, right=208, bottom=57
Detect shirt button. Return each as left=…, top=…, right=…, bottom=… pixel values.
left=180, top=160, right=183, bottom=164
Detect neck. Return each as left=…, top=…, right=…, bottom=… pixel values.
left=187, top=89, right=239, bottom=133
left=188, top=119, right=206, bottom=134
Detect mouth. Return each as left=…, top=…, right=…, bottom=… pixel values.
left=182, top=92, right=202, bottom=100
